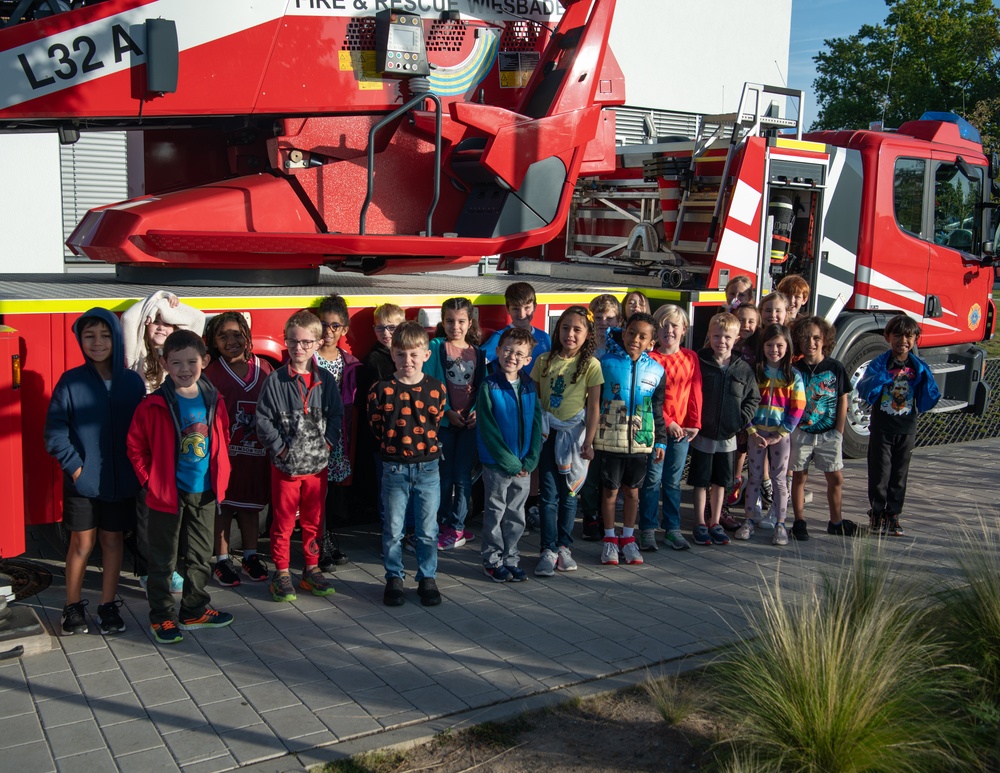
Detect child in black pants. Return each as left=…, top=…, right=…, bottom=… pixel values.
left=856, top=314, right=940, bottom=536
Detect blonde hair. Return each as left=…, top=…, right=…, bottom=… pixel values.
left=653, top=304, right=689, bottom=328
left=725, top=274, right=753, bottom=294
left=391, top=321, right=429, bottom=350
left=374, top=303, right=405, bottom=323
left=709, top=312, right=740, bottom=335
left=589, top=293, right=622, bottom=319
left=285, top=310, right=322, bottom=339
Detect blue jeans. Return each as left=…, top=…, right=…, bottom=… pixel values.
left=439, top=426, right=477, bottom=532
left=375, top=455, right=414, bottom=532
left=538, top=434, right=577, bottom=553
left=639, top=437, right=689, bottom=532
left=382, top=460, right=439, bottom=581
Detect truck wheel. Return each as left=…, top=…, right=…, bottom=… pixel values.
left=841, top=334, right=889, bottom=458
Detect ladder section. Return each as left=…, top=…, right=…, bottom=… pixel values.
left=670, top=83, right=804, bottom=254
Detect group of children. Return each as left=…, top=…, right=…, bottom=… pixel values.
left=44, top=275, right=940, bottom=640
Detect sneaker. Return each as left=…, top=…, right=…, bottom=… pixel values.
left=759, top=502, right=777, bottom=530
left=772, top=523, right=789, bottom=546
left=461, top=529, right=475, bottom=543
left=601, top=537, right=620, bottom=565
left=150, top=619, right=183, bottom=644
left=269, top=572, right=297, bottom=602
left=61, top=600, right=89, bottom=635
left=869, top=511, right=886, bottom=536
left=760, top=478, right=774, bottom=510
left=484, top=564, right=512, bottom=583
left=885, top=515, right=905, bottom=537
left=383, top=577, right=405, bottom=606
left=525, top=505, right=540, bottom=531
left=620, top=537, right=643, bottom=565
left=417, top=578, right=442, bottom=606
left=581, top=518, right=602, bottom=541
left=318, top=533, right=338, bottom=573
left=506, top=565, right=527, bottom=582
left=664, top=530, right=691, bottom=550
left=639, top=529, right=659, bottom=552
left=709, top=524, right=730, bottom=545
left=179, top=608, right=234, bottom=630
left=213, top=559, right=241, bottom=587
left=299, top=568, right=336, bottom=597
left=726, top=476, right=746, bottom=506
left=790, top=520, right=810, bottom=541
left=556, top=546, right=578, bottom=572
left=241, top=554, right=269, bottom=582
left=170, top=572, right=184, bottom=595
left=535, top=549, right=557, bottom=577
left=437, top=526, right=466, bottom=550
left=692, top=524, right=712, bottom=546
left=734, top=519, right=754, bottom=541
left=827, top=518, right=859, bottom=537
left=719, top=510, right=740, bottom=531
left=97, top=600, right=125, bottom=635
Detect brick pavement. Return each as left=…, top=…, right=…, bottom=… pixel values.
left=1, top=439, right=996, bottom=772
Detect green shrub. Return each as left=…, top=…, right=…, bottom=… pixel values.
left=711, top=544, right=974, bottom=772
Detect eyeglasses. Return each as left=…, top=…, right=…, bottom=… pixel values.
left=499, top=346, right=531, bottom=362
left=374, top=324, right=398, bottom=334
left=321, top=322, right=345, bottom=332
left=285, top=339, right=318, bottom=349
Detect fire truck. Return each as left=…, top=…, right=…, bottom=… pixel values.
left=0, top=1, right=994, bottom=558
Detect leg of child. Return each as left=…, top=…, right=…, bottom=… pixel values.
left=147, top=507, right=182, bottom=624
left=792, top=470, right=808, bottom=521
left=176, top=492, right=215, bottom=620
left=134, top=489, right=150, bottom=577
left=661, top=438, right=690, bottom=545
left=97, top=529, right=124, bottom=604
left=65, top=528, right=96, bottom=604
left=744, top=441, right=766, bottom=523
left=412, top=462, right=441, bottom=582
left=692, top=487, right=708, bottom=526
left=885, top=432, right=916, bottom=523
left=621, top=485, right=639, bottom=531
left=214, top=508, right=233, bottom=565
left=236, top=508, right=260, bottom=556
left=866, top=428, right=892, bottom=527
left=825, top=470, right=844, bottom=523
left=300, top=474, right=326, bottom=572
left=537, top=435, right=560, bottom=555
left=270, top=467, right=297, bottom=577
left=769, top=435, right=792, bottom=525
left=600, top=486, right=619, bottom=534
left=637, top=453, right=663, bottom=533
left=448, top=428, right=477, bottom=536
left=501, top=474, right=530, bottom=569
left=708, top=484, right=726, bottom=526
left=480, top=468, right=506, bottom=569
left=437, top=426, right=458, bottom=534
left=381, top=465, right=408, bottom=579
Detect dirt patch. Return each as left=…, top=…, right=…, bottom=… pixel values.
left=323, top=681, right=720, bottom=773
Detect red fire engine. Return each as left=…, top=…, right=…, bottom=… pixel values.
left=0, top=3, right=994, bottom=558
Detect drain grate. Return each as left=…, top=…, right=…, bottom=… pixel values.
left=0, top=559, right=53, bottom=600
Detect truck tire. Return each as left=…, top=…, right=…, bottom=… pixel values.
left=841, top=334, right=889, bottom=459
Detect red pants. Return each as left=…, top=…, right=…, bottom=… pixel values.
left=270, top=466, right=326, bottom=571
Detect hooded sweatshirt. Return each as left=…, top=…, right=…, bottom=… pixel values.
left=44, top=307, right=146, bottom=501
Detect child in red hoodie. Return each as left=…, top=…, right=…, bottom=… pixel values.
left=128, top=330, right=233, bottom=645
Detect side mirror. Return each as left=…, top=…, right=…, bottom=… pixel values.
left=991, top=151, right=1000, bottom=179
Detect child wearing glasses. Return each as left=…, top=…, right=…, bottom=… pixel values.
left=256, top=311, right=344, bottom=602
left=314, top=295, right=362, bottom=571
left=476, top=327, right=542, bottom=582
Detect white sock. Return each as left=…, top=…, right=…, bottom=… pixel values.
left=622, top=527, right=635, bottom=539
left=604, top=529, right=617, bottom=539
left=216, top=554, right=228, bottom=563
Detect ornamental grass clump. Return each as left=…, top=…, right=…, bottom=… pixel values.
left=711, top=542, right=974, bottom=772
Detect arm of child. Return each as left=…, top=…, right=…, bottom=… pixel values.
left=651, top=373, right=667, bottom=462
left=126, top=404, right=152, bottom=487
left=324, top=376, right=345, bottom=451
left=523, top=396, right=544, bottom=474
left=582, top=383, right=601, bottom=460
left=835, top=392, right=848, bottom=435
left=780, top=370, right=807, bottom=436
left=475, top=385, right=521, bottom=476
left=254, top=379, right=285, bottom=460
left=43, top=379, right=84, bottom=480
left=685, top=351, right=703, bottom=440
left=366, top=383, right=384, bottom=446
left=856, top=351, right=891, bottom=406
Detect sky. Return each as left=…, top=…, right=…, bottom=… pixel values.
left=790, top=0, right=889, bottom=128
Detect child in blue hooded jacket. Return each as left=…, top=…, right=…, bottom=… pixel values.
left=45, top=308, right=146, bottom=636
left=857, top=313, right=940, bottom=536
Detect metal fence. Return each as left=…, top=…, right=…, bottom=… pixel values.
left=916, top=359, right=1000, bottom=448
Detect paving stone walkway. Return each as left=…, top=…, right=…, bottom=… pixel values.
left=2, top=438, right=997, bottom=773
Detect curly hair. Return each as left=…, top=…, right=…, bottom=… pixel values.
left=205, top=311, right=253, bottom=361
left=791, top=315, right=836, bottom=357
left=540, top=306, right=595, bottom=384
left=318, top=293, right=349, bottom=321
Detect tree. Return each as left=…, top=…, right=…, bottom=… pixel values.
left=812, top=0, right=1000, bottom=144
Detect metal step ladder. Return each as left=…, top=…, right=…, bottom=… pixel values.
left=671, top=82, right=805, bottom=253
